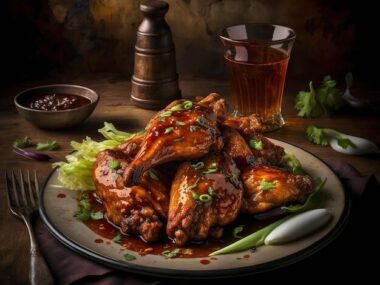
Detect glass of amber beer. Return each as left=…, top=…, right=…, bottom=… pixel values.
left=219, top=24, right=295, bottom=131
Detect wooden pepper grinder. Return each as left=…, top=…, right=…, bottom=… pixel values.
left=131, top=0, right=181, bottom=109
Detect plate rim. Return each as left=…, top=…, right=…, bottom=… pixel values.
left=39, top=139, right=351, bottom=279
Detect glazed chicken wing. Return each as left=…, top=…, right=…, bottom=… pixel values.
left=93, top=149, right=169, bottom=241
left=167, top=152, right=243, bottom=245
left=123, top=95, right=223, bottom=185
left=241, top=165, right=314, bottom=214
left=222, top=127, right=313, bottom=214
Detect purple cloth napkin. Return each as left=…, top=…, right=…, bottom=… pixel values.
left=35, top=160, right=379, bottom=285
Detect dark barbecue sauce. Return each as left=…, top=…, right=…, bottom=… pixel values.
left=24, top=93, right=91, bottom=111
left=83, top=192, right=283, bottom=258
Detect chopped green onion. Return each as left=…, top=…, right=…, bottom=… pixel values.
left=209, top=216, right=288, bottom=256
left=192, top=191, right=200, bottom=201
left=190, top=125, right=200, bottom=132
left=259, top=180, right=276, bottom=190
left=188, top=178, right=200, bottom=190
left=207, top=186, right=215, bottom=196
left=191, top=161, right=204, bottom=170
left=164, top=127, right=174, bottom=134
left=112, top=233, right=122, bottom=244
left=148, top=170, right=159, bottom=181
left=175, top=121, right=185, bottom=126
left=75, top=192, right=91, bottom=222
left=90, top=211, right=104, bottom=220
left=161, top=248, right=180, bottom=258
left=170, top=101, right=193, bottom=111
left=229, top=173, right=240, bottom=187
left=160, top=110, right=172, bottom=118
left=233, top=225, right=245, bottom=238
left=124, top=253, right=137, bottom=261
left=199, top=194, right=212, bottom=202
left=196, top=117, right=207, bottom=125
left=108, top=159, right=120, bottom=170
left=203, top=162, right=218, bottom=174
left=249, top=139, right=263, bottom=150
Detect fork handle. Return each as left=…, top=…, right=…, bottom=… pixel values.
left=30, top=246, right=54, bottom=285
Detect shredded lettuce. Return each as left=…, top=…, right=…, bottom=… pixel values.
left=53, top=122, right=137, bottom=191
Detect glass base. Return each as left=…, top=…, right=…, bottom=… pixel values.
left=261, top=113, right=285, bottom=132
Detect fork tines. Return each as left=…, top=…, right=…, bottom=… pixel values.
left=5, top=169, right=39, bottom=216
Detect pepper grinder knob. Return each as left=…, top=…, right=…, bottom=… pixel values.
left=131, top=0, right=181, bottom=109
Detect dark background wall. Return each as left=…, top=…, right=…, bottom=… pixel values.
left=0, top=0, right=376, bottom=84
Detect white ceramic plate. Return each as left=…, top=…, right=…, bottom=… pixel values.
left=39, top=139, right=349, bottom=278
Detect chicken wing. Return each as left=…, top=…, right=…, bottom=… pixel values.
left=167, top=152, right=243, bottom=246
left=241, top=165, right=314, bottom=214
left=123, top=95, right=223, bottom=185
left=93, top=149, right=169, bottom=241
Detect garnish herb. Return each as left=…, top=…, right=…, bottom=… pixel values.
left=233, top=225, right=245, bottom=238
left=203, top=162, right=218, bottom=174
left=170, top=101, right=193, bottom=111
left=124, top=253, right=137, bottom=261
left=294, top=75, right=346, bottom=118
left=259, top=180, right=276, bottom=190
left=75, top=192, right=91, bottom=222
left=192, top=191, right=200, bottom=201
left=13, top=136, right=34, bottom=148
left=188, top=178, right=200, bottom=190
left=295, top=81, right=321, bottom=118
left=161, top=248, right=180, bottom=258
left=148, top=170, right=159, bottom=181
left=306, top=125, right=357, bottom=149
left=281, top=152, right=307, bottom=175
left=196, top=117, right=207, bottom=125
left=108, top=159, right=120, bottom=170
left=175, top=121, right=185, bottom=126
left=207, top=186, right=215, bottom=196
left=36, top=140, right=59, bottom=151
left=190, top=125, right=200, bottom=132
left=229, top=173, right=240, bottom=187
left=112, top=233, right=122, bottom=244
left=317, top=75, right=343, bottom=112
left=164, top=127, right=174, bottom=134
left=209, top=216, right=288, bottom=256
left=191, top=161, right=204, bottom=170
left=90, top=211, right=104, bottom=220
left=160, top=110, right=172, bottom=118
left=199, top=194, right=212, bottom=202
left=249, top=139, right=263, bottom=150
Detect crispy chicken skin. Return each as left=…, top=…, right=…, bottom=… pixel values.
left=241, top=165, right=314, bottom=214
left=221, top=114, right=263, bottom=136
left=167, top=152, right=243, bottom=245
left=123, top=95, right=223, bottom=185
left=222, top=127, right=284, bottom=167
left=223, top=127, right=313, bottom=214
left=93, top=149, right=169, bottom=241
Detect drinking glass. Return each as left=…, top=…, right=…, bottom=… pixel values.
left=219, top=23, right=295, bottom=132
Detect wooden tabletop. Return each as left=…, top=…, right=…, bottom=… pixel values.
left=0, top=74, right=379, bottom=284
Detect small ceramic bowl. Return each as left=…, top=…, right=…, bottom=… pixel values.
left=14, top=84, right=99, bottom=129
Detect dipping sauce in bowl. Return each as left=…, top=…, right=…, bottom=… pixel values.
left=25, top=93, right=91, bottom=111
left=14, top=84, right=99, bottom=129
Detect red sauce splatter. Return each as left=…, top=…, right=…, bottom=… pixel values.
left=244, top=254, right=250, bottom=259
left=200, top=259, right=210, bottom=265
left=57, top=193, right=66, bottom=198
left=94, top=239, right=104, bottom=243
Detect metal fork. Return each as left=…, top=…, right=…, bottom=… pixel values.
left=5, top=170, right=54, bottom=285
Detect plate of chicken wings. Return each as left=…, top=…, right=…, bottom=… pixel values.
left=40, top=93, right=349, bottom=278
